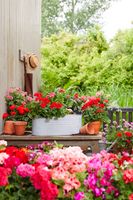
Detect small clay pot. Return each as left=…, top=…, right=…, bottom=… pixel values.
left=3, top=121, right=15, bottom=135
left=14, top=121, right=27, bottom=136
left=80, top=121, right=101, bottom=135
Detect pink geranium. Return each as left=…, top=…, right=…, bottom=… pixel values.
left=0, top=153, right=9, bottom=165
left=129, top=193, right=133, bottom=200
left=123, top=169, right=133, bottom=184
left=16, top=163, right=35, bottom=178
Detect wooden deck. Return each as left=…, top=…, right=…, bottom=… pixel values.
left=0, top=133, right=102, bottom=154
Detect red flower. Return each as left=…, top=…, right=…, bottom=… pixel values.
left=129, top=193, right=133, bottom=200
left=5, top=146, right=19, bottom=155
left=123, top=169, right=133, bottom=184
left=99, top=103, right=105, bottom=108
left=50, top=102, right=63, bottom=109
left=74, top=93, right=79, bottom=99
left=9, top=105, right=16, bottom=110
left=116, top=132, right=122, bottom=137
left=41, top=97, right=50, bottom=104
left=40, top=102, right=47, bottom=108
left=125, top=132, right=132, bottom=137
left=31, top=166, right=58, bottom=200
left=34, top=92, right=42, bottom=101
left=104, top=99, right=108, bottom=103
left=4, top=156, right=21, bottom=169
left=2, top=113, right=9, bottom=119
left=96, top=109, right=104, bottom=113
left=34, top=92, right=42, bottom=98
left=126, top=140, right=131, bottom=144
left=58, top=88, right=65, bottom=93
left=15, top=150, right=28, bottom=163
left=11, top=111, right=16, bottom=116
left=17, top=106, right=25, bottom=115
left=24, top=107, right=29, bottom=112
left=0, top=167, right=11, bottom=186
left=40, top=97, right=50, bottom=108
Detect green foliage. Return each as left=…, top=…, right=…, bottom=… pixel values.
left=0, top=174, right=39, bottom=200
left=41, top=0, right=115, bottom=36
left=41, top=27, right=133, bottom=107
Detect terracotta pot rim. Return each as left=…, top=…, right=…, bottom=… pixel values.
left=14, top=121, right=27, bottom=125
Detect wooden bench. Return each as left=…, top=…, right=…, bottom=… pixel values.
left=0, top=107, right=132, bottom=154
left=0, top=134, right=102, bottom=154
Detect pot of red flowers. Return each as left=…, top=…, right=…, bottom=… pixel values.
left=80, top=92, right=109, bottom=135
left=3, top=87, right=32, bottom=135
left=29, top=88, right=83, bottom=136
left=106, top=120, right=133, bottom=154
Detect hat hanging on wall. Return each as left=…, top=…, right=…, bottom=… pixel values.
left=28, top=54, right=39, bottom=69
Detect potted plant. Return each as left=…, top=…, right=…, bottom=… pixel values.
left=105, top=120, right=133, bottom=154
left=3, top=87, right=32, bottom=135
left=80, top=92, right=109, bottom=135
left=28, top=88, right=84, bottom=136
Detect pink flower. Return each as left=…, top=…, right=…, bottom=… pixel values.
left=16, top=163, right=35, bottom=177
left=0, top=153, right=9, bottom=164
left=5, top=95, right=13, bottom=100
left=123, top=169, right=133, bottom=184
left=74, top=192, right=85, bottom=200
left=4, top=156, right=21, bottom=169
left=36, top=153, right=52, bottom=165
left=48, top=92, right=56, bottom=98
left=129, top=193, right=133, bottom=200
left=63, top=175, right=81, bottom=192
left=27, top=96, right=33, bottom=102
left=0, top=140, right=7, bottom=146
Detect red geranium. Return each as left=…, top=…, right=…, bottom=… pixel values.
left=117, top=132, right=122, bottom=137
left=129, top=194, right=133, bottom=200
left=125, top=132, right=132, bottom=137
left=28, top=90, right=68, bottom=119
left=2, top=113, right=9, bottom=119
left=11, top=111, right=16, bottom=116
left=81, top=93, right=109, bottom=123
left=17, top=105, right=25, bottom=115
left=0, top=167, right=11, bottom=186
left=50, top=102, right=63, bottom=109
left=9, top=105, right=16, bottom=110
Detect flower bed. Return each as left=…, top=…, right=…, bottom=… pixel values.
left=0, top=140, right=133, bottom=200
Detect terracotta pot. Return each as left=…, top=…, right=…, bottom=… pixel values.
left=80, top=121, right=101, bottom=135
left=14, top=121, right=27, bottom=136
left=3, top=120, right=15, bottom=135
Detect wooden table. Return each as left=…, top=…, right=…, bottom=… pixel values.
left=0, top=133, right=102, bottom=154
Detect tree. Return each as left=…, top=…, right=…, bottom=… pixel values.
left=41, top=0, right=61, bottom=36
left=41, top=0, right=115, bottom=36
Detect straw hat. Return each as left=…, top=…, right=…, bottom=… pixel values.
left=28, top=54, right=39, bottom=69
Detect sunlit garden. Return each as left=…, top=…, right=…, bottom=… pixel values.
left=0, top=0, right=133, bottom=199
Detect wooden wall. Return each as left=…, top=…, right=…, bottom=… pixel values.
left=0, top=0, right=41, bottom=132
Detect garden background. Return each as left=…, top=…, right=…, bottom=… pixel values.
left=41, top=0, right=133, bottom=108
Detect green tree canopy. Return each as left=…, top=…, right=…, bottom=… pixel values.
left=41, top=27, right=133, bottom=91
left=41, top=0, right=115, bottom=36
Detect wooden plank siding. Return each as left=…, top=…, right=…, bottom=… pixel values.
left=0, top=0, right=41, bottom=132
